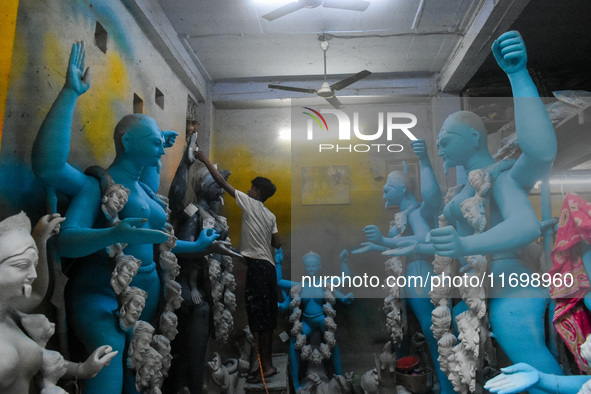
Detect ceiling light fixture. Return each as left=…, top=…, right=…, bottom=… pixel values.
left=261, top=0, right=370, bottom=21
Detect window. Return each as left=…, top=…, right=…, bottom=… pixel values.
left=94, top=22, right=107, bottom=53
left=155, top=88, right=164, bottom=109
left=133, top=93, right=143, bottom=114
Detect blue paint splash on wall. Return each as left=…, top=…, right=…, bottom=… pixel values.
left=76, top=0, right=136, bottom=58
left=0, top=154, right=46, bottom=220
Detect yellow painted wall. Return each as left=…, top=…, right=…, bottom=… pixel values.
left=210, top=102, right=439, bottom=369
left=0, top=0, right=19, bottom=147
left=211, top=102, right=436, bottom=278
left=1, top=0, right=192, bottom=217
left=211, top=106, right=292, bottom=249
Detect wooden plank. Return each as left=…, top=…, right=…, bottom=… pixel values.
left=438, top=0, right=532, bottom=93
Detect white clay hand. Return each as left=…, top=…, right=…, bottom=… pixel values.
left=79, top=345, right=118, bottom=379
left=209, top=239, right=242, bottom=258
left=237, top=358, right=250, bottom=374
left=186, top=132, right=198, bottom=164
left=33, top=213, right=66, bottom=243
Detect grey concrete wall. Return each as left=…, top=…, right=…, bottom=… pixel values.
left=2, top=0, right=192, bottom=218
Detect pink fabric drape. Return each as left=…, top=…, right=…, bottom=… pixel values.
left=550, top=192, right=591, bottom=374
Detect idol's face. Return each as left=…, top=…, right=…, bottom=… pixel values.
left=464, top=203, right=486, bottom=231
left=125, top=118, right=166, bottom=168
left=437, top=118, right=475, bottom=170
left=105, top=186, right=128, bottom=212
left=126, top=296, right=145, bottom=321
left=383, top=179, right=405, bottom=208
left=0, top=231, right=38, bottom=300
left=303, top=259, right=321, bottom=276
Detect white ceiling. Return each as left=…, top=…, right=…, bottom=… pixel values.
left=159, top=0, right=478, bottom=80
left=139, top=0, right=537, bottom=105
left=125, top=0, right=591, bottom=168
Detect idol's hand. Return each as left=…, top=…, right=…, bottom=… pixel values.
left=112, top=218, right=170, bottom=245
left=278, top=290, right=290, bottom=311
left=185, top=132, right=199, bottom=164
left=341, top=292, right=354, bottom=305
left=492, top=31, right=527, bottom=75
left=237, top=358, right=250, bottom=374
left=33, top=213, right=66, bottom=243
left=65, top=41, right=92, bottom=96
left=382, top=240, right=419, bottom=256
left=208, top=239, right=242, bottom=258
left=197, top=228, right=220, bottom=247
left=363, top=225, right=384, bottom=244
left=275, top=247, right=284, bottom=264
left=351, top=242, right=387, bottom=255
left=484, top=363, right=539, bottom=394
left=429, top=226, right=466, bottom=258
left=162, top=130, right=179, bottom=148
left=79, top=345, right=119, bottom=379
left=411, top=139, right=428, bottom=161
left=339, top=249, right=350, bottom=261
left=540, top=218, right=558, bottom=233
left=191, top=289, right=202, bottom=305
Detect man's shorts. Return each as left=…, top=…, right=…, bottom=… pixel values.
left=244, top=257, right=278, bottom=332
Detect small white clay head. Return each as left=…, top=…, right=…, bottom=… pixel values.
left=42, top=350, right=68, bottom=384
left=21, top=313, right=56, bottom=347
left=0, top=212, right=37, bottom=299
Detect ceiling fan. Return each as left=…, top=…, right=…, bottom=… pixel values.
left=268, top=37, right=371, bottom=109
left=262, top=0, right=370, bottom=21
